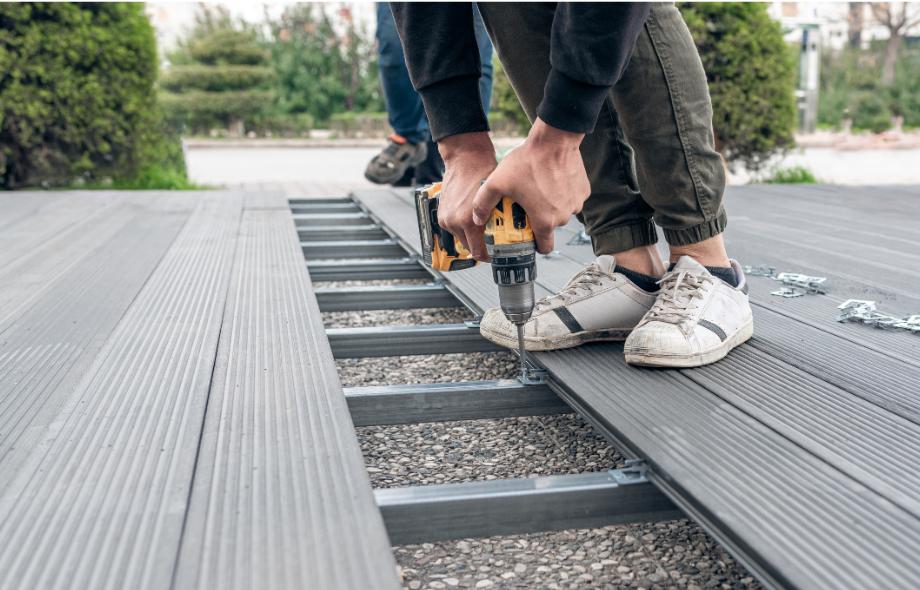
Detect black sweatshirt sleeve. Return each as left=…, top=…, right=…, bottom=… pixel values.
left=538, top=3, right=650, bottom=133
left=390, top=2, right=650, bottom=140
left=390, top=2, right=487, bottom=141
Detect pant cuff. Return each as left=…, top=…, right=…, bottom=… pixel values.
left=590, top=220, right=659, bottom=255
left=662, top=208, right=728, bottom=246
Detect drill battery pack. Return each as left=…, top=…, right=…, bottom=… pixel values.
left=414, top=183, right=478, bottom=272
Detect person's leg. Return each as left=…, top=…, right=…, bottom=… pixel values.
left=610, top=3, right=729, bottom=268
left=476, top=4, right=663, bottom=351
left=612, top=4, right=750, bottom=367
left=376, top=2, right=426, bottom=143
left=366, top=3, right=429, bottom=184
left=473, top=3, right=494, bottom=116
left=477, top=3, right=659, bottom=274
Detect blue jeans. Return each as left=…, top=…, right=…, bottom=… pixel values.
left=377, top=2, right=493, bottom=144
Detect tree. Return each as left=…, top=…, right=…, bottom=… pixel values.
left=681, top=3, right=797, bottom=171
left=269, top=4, right=382, bottom=126
left=848, top=2, right=865, bottom=49
left=870, top=2, right=920, bottom=86
left=0, top=3, right=185, bottom=188
left=160, top=6, right=273, bottom=135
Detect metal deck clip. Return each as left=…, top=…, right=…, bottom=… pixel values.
left=464, top=317, right=482, bottom=329
left=518, top=365, right=548, bottom=386
left=610, top=459, right=649, bottom=485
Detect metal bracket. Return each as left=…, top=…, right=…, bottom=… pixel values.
left=610, top=459, right=649, bottom=485
left=742, top=264, right=777, bottom=278
left=464, top=317, right=482, bottom=329
left=518, top=366, right=548, bottom=386
left=771, top=287, right=805, bottom=298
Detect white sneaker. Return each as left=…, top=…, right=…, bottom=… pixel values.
left=624, top=256, right=753, bottom=368
left=479, top=255, right=657, bottom=351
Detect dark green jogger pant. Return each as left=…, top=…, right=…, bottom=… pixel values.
left=477, top=2, right=727, bottom=254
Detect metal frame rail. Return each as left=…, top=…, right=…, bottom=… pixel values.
left=296, top=196, right=683, bottom=550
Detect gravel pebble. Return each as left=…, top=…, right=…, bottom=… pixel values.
left=337, top=351, right=520, bottom=388
left=323, top=306, right=475, bottom=329
left=314, top=279, right=431, bottom=288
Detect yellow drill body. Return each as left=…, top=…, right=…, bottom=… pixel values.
left=414, top=184, right=537, bottom=380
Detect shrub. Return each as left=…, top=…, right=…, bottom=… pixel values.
left=269, top=4, right=383, bottom=127
left=489, top=59, right=531, bottom=136
left=681, top=3, right=797, bottom=171
left=161, top=8, right=273, bottom=135
left=763, top=165, right=818, bottom=184
left=0, top=3, right=186, bottom=189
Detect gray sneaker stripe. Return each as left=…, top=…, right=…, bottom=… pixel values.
left=698, top=319, right=727, bottom=341
left=553, top=306, right=584, bottom=333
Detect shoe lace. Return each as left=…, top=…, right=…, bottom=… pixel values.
left=535, top=264, right=608, bottom=311
left=644, top=270, right=712, bottom=324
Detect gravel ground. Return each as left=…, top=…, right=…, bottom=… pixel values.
left=333, top=308, right=757, bottom=589
left=314, top=278, right=431, bottom=288
left=323, top=306, right=475, bottom=329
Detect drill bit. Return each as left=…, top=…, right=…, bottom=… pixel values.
left=516, top=323, right=528, bottom=382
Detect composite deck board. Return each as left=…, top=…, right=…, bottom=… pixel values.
left=355, top=186, right=920, bottom=589
left=0, top=199, right=190, bottom=495
left=176, top=209, right=398, bottom=590
left=0, top=194, right=241, bottom=589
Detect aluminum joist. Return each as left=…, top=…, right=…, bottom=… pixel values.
left=301, top=239, right=407, bottom=259
left=315, top=283, right=461, bottom=311
left=376, top=469, right=681, bottom=545
left=176, top=209, right=399, bottom=590
left=293, top=212, right=372, bottom=226
left=326, top=323, right=502, bottom=358
left=354, top=186, right=920, bottom=590
left=344, top=379, right=571, bottom=426
left=306, top=257, right=432, bottom=282
left=298, top=224, right=390, bottom=241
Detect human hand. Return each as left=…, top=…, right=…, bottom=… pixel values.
left=472, top=118, right=589, bottom=254
left=436, top=131, right=498, bottom=261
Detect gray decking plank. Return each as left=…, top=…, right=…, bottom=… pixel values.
left=0, top=197, right=191, bottom=495
left=175, top=209, right=398, bottom=590
left=0, top=193, right=241, bottom=590
left=355, top=187, right=920, bottom=589
left=541, top=344, right=920, bottom=590
left=0, top=192, right=117, bottom=271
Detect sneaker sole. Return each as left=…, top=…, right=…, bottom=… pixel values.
left=624, top=317, right=754, bottom=368
left=364, top=151, right=427, bottom=185
left=480, top=326, right=633, bottom=352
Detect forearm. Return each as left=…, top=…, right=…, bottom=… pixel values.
left=390, top=2, right=488, bottom=140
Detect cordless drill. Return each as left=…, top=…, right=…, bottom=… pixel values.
left=415, top=183, right=537, bottom=381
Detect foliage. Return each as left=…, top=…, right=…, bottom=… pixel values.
left=160, top=65, right=273, bottom=92
left=269, top=4, right=383, bottom=127
left=819, top=44, right=920, bottom=131
left=681, top=3, right=797, bottom=171
left=0, top=2, right=187, bottom=189
left=161, top=6, right=273, bottom=135
left=489, top=59, right=531, bottom=135
left=763, top=165, right=817, bottom=184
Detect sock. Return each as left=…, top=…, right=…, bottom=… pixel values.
left=615, top=265, right=660, bottom=292
left=666, top=262, right=739, bottom=288
left=706, top=266, right=739, bottom=287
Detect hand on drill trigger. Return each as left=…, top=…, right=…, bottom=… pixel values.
left=436, top=132, right=498, bottom=262
left=473, top=118, right=589, bottom=254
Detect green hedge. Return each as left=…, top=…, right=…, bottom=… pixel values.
left=160, top=65, right=274, bottom=93
left=187, top=29, right=271, bottom=66
left=0, top=3, right=187, bottom=188
left=161, top=90, right=273, bottom=127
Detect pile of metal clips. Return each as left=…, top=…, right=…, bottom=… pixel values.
left=837, top=300, right=920, bottom=333
left=742, top=265, right=828, bottom=298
